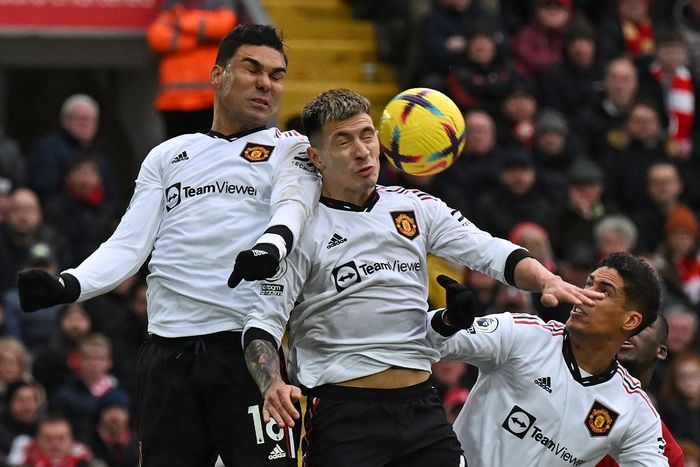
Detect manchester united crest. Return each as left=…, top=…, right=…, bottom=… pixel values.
left=391, top=211, right=419, bottom=240
left=240, top=142, right=274, bottom=162
left=585, top=400, right=618, bottom=437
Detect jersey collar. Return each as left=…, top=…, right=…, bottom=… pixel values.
left=562, top=331, right=618, bottom=386
left=320, top=189, right=380, bottom=212
left=206, top=126, right=266, bottom=141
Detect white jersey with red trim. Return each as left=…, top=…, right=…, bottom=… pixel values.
left=244, top=185, right=521, bottom=388
left=429, top=312, right=667, bottom=467
left=63, top=128, right=320, bottom=337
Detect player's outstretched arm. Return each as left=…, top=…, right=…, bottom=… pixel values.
left=16, top=269, right=80, bottom=312
left=513, top=257, right=603, bottom=307
left=244, top=338, right=301, bottom=429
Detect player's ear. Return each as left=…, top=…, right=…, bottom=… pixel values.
left=622, top=310, right=642, bottom=334
left=210, top=64, right=223, bottom=87
left=657, top=343, right=668, bottom=361
left=307, top=146, right=325, bottom=172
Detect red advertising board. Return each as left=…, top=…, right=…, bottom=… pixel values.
left=0, top=0, right=163, bottom=31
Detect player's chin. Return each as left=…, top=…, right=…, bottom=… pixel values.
left=564, top=315, right=584, bottom=331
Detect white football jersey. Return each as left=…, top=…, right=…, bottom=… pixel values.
left=64, top=128, right=320, bottom=337
left=245, top=186, right=521, bottom=388
left=428, top=312, right=668, bottom=466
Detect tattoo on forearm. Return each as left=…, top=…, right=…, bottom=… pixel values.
left=245, top=339, right=281, bottom=395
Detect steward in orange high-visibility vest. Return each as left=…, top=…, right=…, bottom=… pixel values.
left=147, top=0, right=237, bottom=137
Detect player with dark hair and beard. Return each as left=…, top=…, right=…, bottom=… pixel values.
left=16, top=24, right=320, bottom=466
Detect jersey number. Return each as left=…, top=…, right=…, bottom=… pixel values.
left=247, top=405, right=296, bottom=458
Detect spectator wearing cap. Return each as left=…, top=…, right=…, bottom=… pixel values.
left=496, top=80, right=538, bottom=149
left=597, top=0, right=657, bottom=64
left=434, top=110, right=501, bottom=218
left=550, top=158, right=618, bottom=259
left=0, top=381, right=44, bottom=458
left=417, top=0, right=503, bottom=89
left=510, top=0, right=572, bottom=77
left=474, top=148, right=552, bottom=238
left=537, top=18, right=602, bottom=138
left=585, top=57, right=639, bottom=157
left=445, top=23, right=521, bottom=116
left=638, top=27, right=695, bottom=159
left=558, top=242, right=598, bottom=288
left=532, top=107, right=583, bottom=200
left=1, top=242, right=62, bottom=356
left=657, top=204, right=700, bottom=306
left=634, top=160, right=686, bottom=254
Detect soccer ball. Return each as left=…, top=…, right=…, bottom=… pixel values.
left=379, top=87, right=466, bottom=176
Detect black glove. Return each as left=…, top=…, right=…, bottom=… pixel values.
left=436, top=274, right=477, bottom=330
left=228, top=243, right=280, bottom=288
left=17, top=269, right=81, bottom=313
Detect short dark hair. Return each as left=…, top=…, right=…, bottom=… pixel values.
left=215, top=24, right=286, bottom=67
left=300, top=89, right=371, bottom=145
left=596, top=252, right=660, bottom=335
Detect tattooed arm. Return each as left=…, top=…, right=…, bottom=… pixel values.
left=245, top=337, right=302, bottom=428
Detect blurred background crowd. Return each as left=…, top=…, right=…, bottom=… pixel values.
left=3, top=0, right=700, bottom=465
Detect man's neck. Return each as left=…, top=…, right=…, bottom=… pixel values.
left=621, top=362, right=653, bottom=389
left=569, top=333, right=620, bottom=375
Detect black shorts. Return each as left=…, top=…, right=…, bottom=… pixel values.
left=136, top=331, right=299, bottom=467
left=301, top=381, right=465, bottom=467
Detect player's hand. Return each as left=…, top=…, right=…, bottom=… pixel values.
left=227, top=243, right=280, bottom=288
left=17, top=269, right=81, bottom=312
left=437, top=274, right=477, bottom=329
left=262, top=378, right=301, bottom=429
left=539, top=275, right=603, bottom=308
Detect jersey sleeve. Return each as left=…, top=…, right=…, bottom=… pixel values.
left=661, top=422, right=685, bottom=467
left=427, top=311, right=517, bottom=369
left=423, top=198, right=520, bottom=284
left=243, top=243, right=312, bottom=347
left=262, top=133, right=321, bottom=258
left=63, top=150, right=164, bottom=301
left=613, top=408, right=668, bottom=467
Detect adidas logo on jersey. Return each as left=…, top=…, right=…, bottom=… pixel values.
left=326, top=233, right=348, bottom=249
left=171, top=151, right=189, bottom=164
left=268, top=444, right=286, bottom=460
left=534, top=376, right=552, bottom=393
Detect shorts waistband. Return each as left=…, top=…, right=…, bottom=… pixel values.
left=303, top=379, right=434, bottom=401
left=148, top=330, right=242, bottom=346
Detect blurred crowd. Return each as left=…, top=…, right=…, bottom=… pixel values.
left=2, top=0, right=700, bottom=464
